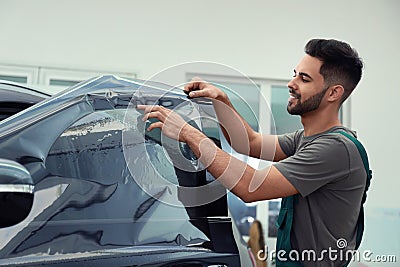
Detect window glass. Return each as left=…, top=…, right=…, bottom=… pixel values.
left=45, top=109, right=179, bottom=185
left=0, top=75, right=28, bottom=84
left=49, top=79, right=81, bottom=87
left=34, top=108, right=213, bottom=251
left=270, top=85, right=343, bottom=134
left=47, top=110, right=126, bottom=182
left=213, top=82, right=260, bottom=131
left=207, top=81, right=261, bottom=239
left=271, top=85, right=302, bottom=134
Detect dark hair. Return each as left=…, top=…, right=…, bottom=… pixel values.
left=254, top=220, right=265, bottom=253
left=305, top=39, right=363, bottom=103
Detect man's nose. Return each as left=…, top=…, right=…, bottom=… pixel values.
left=287, top=78, right=296, bottom=89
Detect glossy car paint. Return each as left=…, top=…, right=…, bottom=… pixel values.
left=0, top=76, right=244, bottom=266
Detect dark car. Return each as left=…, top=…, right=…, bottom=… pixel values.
left=0, top=80, right=50, bottom=121
left=0, top=75, right=253, bottom=266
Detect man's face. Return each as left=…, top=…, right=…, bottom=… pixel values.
left=287, top=55, right=327, bottom=115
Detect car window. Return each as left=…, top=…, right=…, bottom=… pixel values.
left=47, top=110, right=126, bottom=182
left=46, top=109, right=180, bottom=185
left=41, top=108, right=210, bottom=251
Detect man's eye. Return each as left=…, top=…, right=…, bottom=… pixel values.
left=300, top=76, right=310, bottom=82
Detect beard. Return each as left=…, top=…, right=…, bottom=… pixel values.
left=287, top=87, right=329, bottom=115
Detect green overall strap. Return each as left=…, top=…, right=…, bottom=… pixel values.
left=276, top=195, right=302, bottom=266
left=336, top=131, right=372, bottom=250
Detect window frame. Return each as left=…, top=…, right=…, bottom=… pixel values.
left=0, top=64, right=39, bottom=85
left=0, top=64, right=137, bottom=95
left=38, top=67, right=137, bottom=94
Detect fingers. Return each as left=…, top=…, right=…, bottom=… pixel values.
left=183, top=77, right=228, bottom=102
left=184, top=78, right=219, bottom=99
left=189, top=89, right=213, bottom=99
left=147, top=121, right=163, bottom=132
left=137, top=104, right=157, bottom=114
left=144, top=111, right=163, bottom=122
left=136, top=105, right=167, bottom=132
left=137, top=105, right=168, bottom=122
left=136, top=104, right=187, bottom=142
left=137, top=104, right=166, bottom=112
left=183, top=77, right=206, bottom=94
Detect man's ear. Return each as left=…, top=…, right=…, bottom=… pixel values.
left=327, top=85, right=344, bottom=102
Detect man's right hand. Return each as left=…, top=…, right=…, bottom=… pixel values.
left=183, top=77, right=228, bottom=103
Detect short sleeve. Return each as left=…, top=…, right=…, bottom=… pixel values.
left=277, top=130, right=303, bottom=157
left=274, top=135, right=350, bottom=197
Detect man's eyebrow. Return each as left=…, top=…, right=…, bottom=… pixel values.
left=294, top=69, right=313, bottom=80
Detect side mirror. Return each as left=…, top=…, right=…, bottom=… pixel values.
left=0, top=159, right=34, bottom=228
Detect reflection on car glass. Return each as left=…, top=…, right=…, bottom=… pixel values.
left=61, top=110, right=129, bottom=137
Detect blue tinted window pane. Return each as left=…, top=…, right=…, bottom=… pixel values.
left=0, top=75, right=27, bottom=84
left=213, top=82, right=260, bottom=131
left=271, top=85, right=302, bottom=134
left=49, top=79, right=81, bottom=87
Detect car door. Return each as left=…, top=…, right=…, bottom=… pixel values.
left=0, top=75, right=241, bottom=266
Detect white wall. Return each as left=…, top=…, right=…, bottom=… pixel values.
left=1, top=0, right=399, bottom=264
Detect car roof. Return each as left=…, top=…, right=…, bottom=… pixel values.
left=0, top=80, right=51, bottom=121
left=0, top=80, right=51, bottom=100
left=0, top=75, right=213, bottom=136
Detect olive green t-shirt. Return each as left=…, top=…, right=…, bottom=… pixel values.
left=274, top=126, right=367, bottom=267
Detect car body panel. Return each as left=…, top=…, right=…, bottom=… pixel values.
left=0, top=75, right=242, bottom=266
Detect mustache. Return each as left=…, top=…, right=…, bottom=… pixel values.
left=289, top=88, right=301, bottom=99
